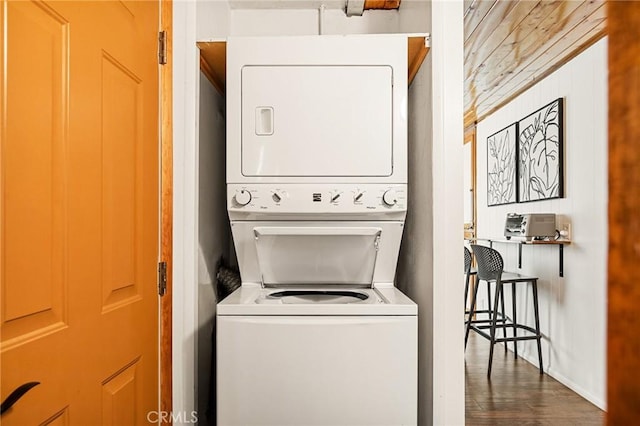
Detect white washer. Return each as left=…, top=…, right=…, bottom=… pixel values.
left=217, top=186, right=417, bottom=426
left=218, top=35, right=417, bottom=426
left=217, top=285, right=416, bottom=425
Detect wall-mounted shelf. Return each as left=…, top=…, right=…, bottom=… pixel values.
left=197, top=35, right=430, bottom=96
left=468, top=238, right=571, bottom=277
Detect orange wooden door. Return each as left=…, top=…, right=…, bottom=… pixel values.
left=1, top=1, right=160, bottom=423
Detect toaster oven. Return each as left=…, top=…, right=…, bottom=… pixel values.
left=504, top=213, right=557, bottom=240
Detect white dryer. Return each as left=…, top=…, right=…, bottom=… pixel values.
left=218, top=35, right=417, bottom=426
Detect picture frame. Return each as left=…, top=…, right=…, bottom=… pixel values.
left=486, top=123, right=518, bottom=206
left=517, top=98, right=564, bottom=203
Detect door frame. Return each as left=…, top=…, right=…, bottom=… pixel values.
left=607, top=1, right=640, bottom=422
left=160, top=0, right=173, bottom=420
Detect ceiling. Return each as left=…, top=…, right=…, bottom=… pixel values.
left=463, top=0, right=607, bottom=127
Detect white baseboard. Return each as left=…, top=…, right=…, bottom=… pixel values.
left=505, top=345, right=606, bottom=411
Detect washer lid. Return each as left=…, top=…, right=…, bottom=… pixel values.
left=253, top=226, right=381, bottom=287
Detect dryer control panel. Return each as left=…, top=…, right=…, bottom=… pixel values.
left=228, top=184, right=406, bottom=215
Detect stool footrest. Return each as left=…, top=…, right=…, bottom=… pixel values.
left=465, top=310, right=507, bottom=326
left=469, top=322, right=541, bottom=342
left=471, top=326, right=540, bottom=343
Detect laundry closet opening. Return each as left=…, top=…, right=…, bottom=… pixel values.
left=181, top=3, right=464, bottom=422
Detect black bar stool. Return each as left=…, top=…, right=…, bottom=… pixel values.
left=464, top=247, right=506, bottom=350
left=467, top=244, right=544, bottom=377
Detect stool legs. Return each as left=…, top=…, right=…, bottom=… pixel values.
left=532, top=280, right=544, bottom=374
left=484, top=279, right=544, bottom=378
left=487, top=284, right=492, bottom=318
left=512, top=281, right=518, bottom=359
left=464, top=271, right=470, bottom=306
left=466, top=279, right=504, bottom=350
left=500, top=285, right=507, bottom=353
left=487, top=281, right=503, bottom=377
left=465, top=277, right=480, bottom=348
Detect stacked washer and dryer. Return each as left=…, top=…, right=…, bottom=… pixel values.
left=217, top=35, right=417, bottom=426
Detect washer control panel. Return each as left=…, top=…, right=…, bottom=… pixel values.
left=228, top=184, right=407, bottom=213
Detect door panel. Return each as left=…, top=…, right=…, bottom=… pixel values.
left=42, top=408, right=70, bottom=426
left=1, top=1, right=159, bottom=423
left=101, top=51, right=142, bottom=310
left=2, top=0, right=68, bottom=349
left=102, top=359, right=141, bottom=426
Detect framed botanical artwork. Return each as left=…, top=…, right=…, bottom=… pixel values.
left=517, top=98, right=564, bottom=203
left=486, top=123, right=518, bottom=206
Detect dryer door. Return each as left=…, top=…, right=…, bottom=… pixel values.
left=241, top=65, right=393, bottom=177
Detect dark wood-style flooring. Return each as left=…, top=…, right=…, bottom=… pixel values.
left=465, top=332, right=605, bottom=425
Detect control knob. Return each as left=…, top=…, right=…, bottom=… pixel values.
left=272, top=190, right=284, bottom=203
left=382, top=189, right=398, bottom=207
left=235, top=189, right=252, bottom=206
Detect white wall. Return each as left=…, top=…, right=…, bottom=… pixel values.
left=173, top=0, right=199, bottom=419
left=197, top=0, right=230, bottom=40
left=396, top=3, right=464, bottom=425
left=397, top=43, right=435, bottom=426
left=429, top=2, right=464, bottom=423
left=197, top=72, right=229, bottom=424
left=196, top=0, right=428, bottom=39
left=475, top=37, right=608, bottom=409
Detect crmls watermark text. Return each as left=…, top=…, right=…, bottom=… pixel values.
left=146, top=411, right=198, bottom=424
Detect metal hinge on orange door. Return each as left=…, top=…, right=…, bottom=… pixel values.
left=158, top=31, right=167, bottom=65
left=158, top=261, right=167, bottom=296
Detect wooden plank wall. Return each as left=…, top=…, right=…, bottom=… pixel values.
left=607, top=1, right=640, bottom=424
left=464, top=0, right=606, bottom=127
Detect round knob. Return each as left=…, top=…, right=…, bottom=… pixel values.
left=330, top=191, right=342, bottom=203
left=272, top=191, right=283, bottom=203
left=382, top=189, right=398, bottom=206
left=235, top=189, right=252, bottom=206
left=353, top=191, right=364, bottom=203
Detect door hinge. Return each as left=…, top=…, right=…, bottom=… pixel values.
left=158, top=261, right=167, bottom=296
left=158, top=31, right=167, bottom=65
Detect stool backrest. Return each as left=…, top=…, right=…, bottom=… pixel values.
left=464, top=246, right=472, bottom=274
left=471, top=244, right=504, bottom=282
